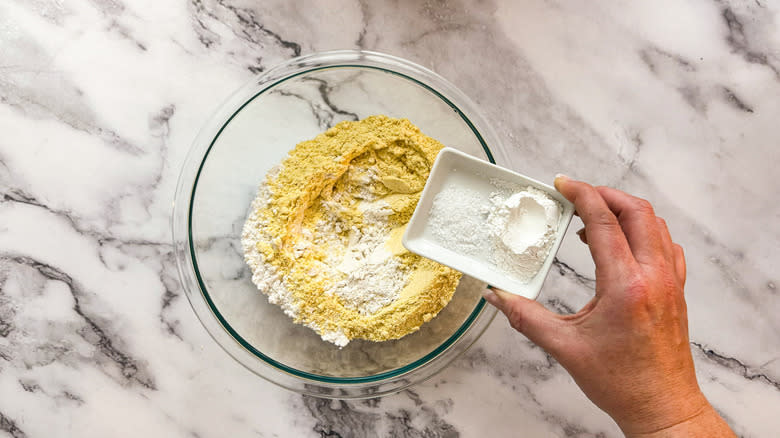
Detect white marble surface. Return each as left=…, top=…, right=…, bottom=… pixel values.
left=1, top=0, right=778, bottom=436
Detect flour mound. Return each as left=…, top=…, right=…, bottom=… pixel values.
left=240, top=116, right=461, bottom=347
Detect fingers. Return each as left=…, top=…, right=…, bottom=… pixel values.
left=595, top=186, right=665, bottom=268
left=483, top=287, right=567, bottom=355
left=656, top=216, right=688, bottom=290
left=660, top=221, right=687, bottom=287
left=655, top=217, right=675, bottom=264
left=674, top=244, right=687, bottom=287
left=554, top=175, right=636, bottom=278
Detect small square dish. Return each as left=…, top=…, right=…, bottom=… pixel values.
left=402, top=148, right=575, bottom=299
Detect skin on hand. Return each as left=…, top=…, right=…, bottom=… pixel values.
left=483, top=175, right=735, bottom=437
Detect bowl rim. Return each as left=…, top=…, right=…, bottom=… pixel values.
left=172, top=49, right=504, bottom=398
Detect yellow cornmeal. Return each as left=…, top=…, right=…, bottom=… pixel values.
left=250, top=115, right=460, bottom=343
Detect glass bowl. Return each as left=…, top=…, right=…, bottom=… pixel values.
left=172, top=50, right=507, bottom=398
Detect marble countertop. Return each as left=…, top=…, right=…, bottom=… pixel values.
left=1, top=0, right=778, bottom=436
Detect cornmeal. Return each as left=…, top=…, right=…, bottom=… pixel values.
left=241, top=115, right=461, bottom=346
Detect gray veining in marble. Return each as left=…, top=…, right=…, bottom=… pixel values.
left=1, top=0, right=778, bottom=437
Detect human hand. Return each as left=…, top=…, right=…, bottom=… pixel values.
left=483, top=176, right=734, bottom=437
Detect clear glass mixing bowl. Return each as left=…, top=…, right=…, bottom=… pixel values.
left=172, top=50, right=507, bottom=398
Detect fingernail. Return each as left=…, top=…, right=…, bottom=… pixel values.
left=486, top=284, right=494, bottom=290
left=482, top=288, right=499, bottom=306
left=554, top=173, right=570, bottom=191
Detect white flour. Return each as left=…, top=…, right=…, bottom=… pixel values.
left=486, top=186, right=561, bottom=282
left=428, top=181, right=562, bottom=282
left=241, top=167, right=299, bottom=320
left=241, top=166, right=408, bottom=347
left=322, top=199, right=407, bottom=316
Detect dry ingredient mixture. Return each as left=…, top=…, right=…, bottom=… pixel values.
left=241, top=116, right=461, bottom=347
left=429, top=181, right=562, bottom=282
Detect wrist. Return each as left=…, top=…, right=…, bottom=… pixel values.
left=615, top=388, right=708, bottom=436
left=622, top=400, right=735, bottom=438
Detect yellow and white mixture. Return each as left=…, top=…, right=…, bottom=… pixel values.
left=241, top=116, right=461, bottom=346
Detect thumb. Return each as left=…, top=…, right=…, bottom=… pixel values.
left=483, top=287, right=567, bottom=354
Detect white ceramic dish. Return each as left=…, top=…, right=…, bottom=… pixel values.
left=402, top=147, right=575, bottom=299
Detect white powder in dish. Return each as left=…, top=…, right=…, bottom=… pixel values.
left=428, top=186, right=491, bottom=259
left=428, top=181, right=562, bottom=283
left=486, top=186, right=561, bottom=282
